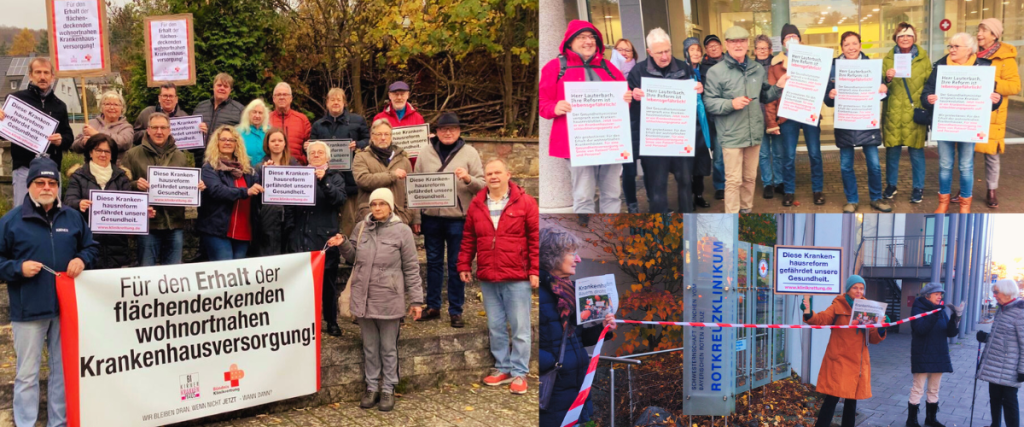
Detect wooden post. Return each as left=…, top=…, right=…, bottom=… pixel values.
left=80, top=76, right=89, bottom=124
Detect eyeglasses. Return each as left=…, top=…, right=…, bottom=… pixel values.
left=372, top=132, right=392, bottom=137
left=575, top=34, right=596, bottom=42
left=32, top=180, right=59, bottom=188
left=102, top=103, right=121, bottom=107
left=370, top=201, right=390, bottom=208
left=755, top=46, right=771, bottom=51
left=437, top=127, right=459, bottom=133
left=947, top=44, right=967, bottom=51
left=92, top=149, right=111, bottom=155
left=219, top=137, right=237, bottom=143
left=159, top=94, right=176, bottom=99
left=615, top=48, right=631, bottom=54
left=273, top=93, right=291, bottom=98
left=149, top=125, right=170, bottom=131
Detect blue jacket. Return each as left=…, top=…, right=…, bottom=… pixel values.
left=910, top=296, right=959, bottom=373
left=539, top=270, right=607, bottom=426
left=239, top=126, right=267, bottom=167
left=0, top=196, right=98, bottom=321
left=197, top=163, right=260, bottom=238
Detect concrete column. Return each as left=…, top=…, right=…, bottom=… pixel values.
left=952, top=214, right=972, bottom=344
left=539, top=0, right=573, bottom=212
left=771, top=1, right=791, bottom=38
left=619, top=0, right=647, bottom=61
left=964, top=214, right=984, bottom=338
left=943, top=214, right=959, bottom=293
left=930, top=214, right=945, bottom=284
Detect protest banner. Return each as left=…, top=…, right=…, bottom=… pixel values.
left=639, top=77, right=697, bottom=157
left=169, top=115, right=206, bottom=150
left=777, top=44, right=833, bottom=125
left=931, top=65, right=996, bottom=143
left=262, top=166, right=316, bottom=206
left=148, top=166, right=201, bottom=207
left=45, top=0, right=111, bottom=77
left=894, top=53, right=912, bottom=78
left=319, top=139, right=353, bottom=170
left=88, top=190, right=149, bottom=235
left=773, top=245, right=843, bottom=295
left=406, top=172, right=457, bottom=208
left=391, top=124, right=430, bottom=159
left=144, top=14, right=197, bottom=87
left=565, top=81, right=632, bottom=167
left=56, top=252, right=324, bottom=426
left=850, top=299, right=888, bottom=326
left=833, top=59, right=882, bottom=130
left=0, top=96, right=58, bottom=155
left=574, top=274, right=618, bottom=325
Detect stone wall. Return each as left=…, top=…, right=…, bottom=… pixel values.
left=465, top=137, right=539, bottom=199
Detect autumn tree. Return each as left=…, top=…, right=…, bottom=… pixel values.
left=35, top=31, right=48, bottom=55
left=9, top=28, right=37, bottom=56
left=739, top=213, right=777, bottom=247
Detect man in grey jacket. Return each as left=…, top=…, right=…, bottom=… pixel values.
left=976, top=278, right=1024, bottom=427
left=190, top=73, right=245, bottom=156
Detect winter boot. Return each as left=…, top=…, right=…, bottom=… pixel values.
left=934, top=194, right=950, bottom=213
left=959, top=196, right=972, bottom=214
left=906, top=403, right=921, bottom=427
left=924, top=402, right=947, bottom=427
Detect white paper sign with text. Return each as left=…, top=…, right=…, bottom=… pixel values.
left=931, top=65, right=996, bottom=143
left=0, top=96, right=57, bottom=154
left=833, top=59, right=882, bottom=130
left=773, top=246, right=843, bottom=295
left=170, top=115, right=205, bottom=150
left=391, top=124, right=430, bottom=159
left=565, top=81, right=633, bottom=167
left=777, top=44, right=834, bottom=126
left=262, top=166, right=316, bottom=206
left=88, top=190, right=149, bottom=235
left=575, top=274, right=619, bottom=325
left=406, top=172, right=457, bottom=208
left=639, top=78, right=697, bottom=157
left=148, top=166, right=201, bottom=207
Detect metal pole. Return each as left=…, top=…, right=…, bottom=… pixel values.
left=964, top=214, right=984, bottom=338
left=930, top=214, right=945, bottom=283
left=611, top=366, right=615, bottom=427
left=952, top=214, right=972, bottom=344
left=944, top=214, right=959, bottom=293
left=628, top=364, right=634, bottom=425
left=971, top=215, right=990, bottom=332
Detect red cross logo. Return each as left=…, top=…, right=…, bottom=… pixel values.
left=224, top=364, right=245, bottom=387
left=760, top=263, right=767, bottom=275
left=940, top=19, right=951, bottom=32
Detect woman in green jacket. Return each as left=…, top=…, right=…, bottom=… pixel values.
left=881, top=23, right=931, bottom=204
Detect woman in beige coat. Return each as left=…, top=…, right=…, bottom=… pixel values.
left=352, top=119, right=413, bottom=224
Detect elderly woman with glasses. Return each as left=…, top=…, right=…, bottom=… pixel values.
left=922, top=32, right=1003, bottom=213
left=73, top=91, right=134, bottom=156
left=976, top=279, right=1024, bottom=427
left=352, top=119, right=413, bottom=224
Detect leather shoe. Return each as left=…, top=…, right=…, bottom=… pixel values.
left=417, top=308, right=440, bottom=321
left=782, top=193, right=794, bottom=207
left=813, top=192, right=825, bottom=205
left=450, top=314, right=465, bottom=328
left=988, top=189, right=998, bottom=208
left=775, top=184, right=785, bottom=194
left=714, top=189, right=725, bottom=200
left=763, top=186, right=774, bottom=199
left=326, top=322, right=342, bottom=337
left=694, top=195, right=711, bottom=208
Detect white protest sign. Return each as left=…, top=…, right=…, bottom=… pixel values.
left=833, top=59, right=882, bottom=130
left=169, top=115, right=205, bottom=150
left=0, top=96, right=57, bottom=155
left=144, top=15, right=196, bottom=86
left=46, top=0, right=110, bottom=76
left=262, top=166, right=316, bottom=206
left=148, top=166, right=201, bottom=206
left=931, top=65, right=996, bottom=143
left=88, top=190, right=149, bottom=235
left=639, top=77, right=697, bottom=157
left=850, top=299, right=888, bottom=326
left=565, top=81, right=633, bottom=167
left=894, top=54, right=912, bottom=78
left=56, top=252, right=323, bottom=426
left=391, top=124, right=430, bottom=159
left=575, top=274, right=618, bottom=325
left=777, top=44, right=833, bottom=126
left=773, top=245, right=843, bottom=295
left=406, top=172, right=457, bottom=208
left=320, top=139, right=352, bottom=170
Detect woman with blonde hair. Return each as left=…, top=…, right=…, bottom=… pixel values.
left=238, top=99, right=271, bottom=166
left=972, top=18, right=1020, bottom=208
left=197, top=125, right=264, bottom=260
left=72, top=90, right=133, bottom=155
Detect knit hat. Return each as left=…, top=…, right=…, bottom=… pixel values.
left=980, top=18, right=1004, bottom=39
left=781, top=23, right=801, bottom=42
left=683, top=37, right=701, bottom=55
left=26, top=157, right=60, bottom=188
left=920, top=283, right=945, bottom=297
left=845, top=275, right=866, bottom=293
left=369, top=188, right=395, bottom=212
left=703, top=34, right=721, bottom=47
left=723, top=26, right=750, bottom=41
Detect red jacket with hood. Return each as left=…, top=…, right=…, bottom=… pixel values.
left=373, top=102, right=426, bottom=128
left=457, top=181, right=539, bottom=282
left=539, top=20, right=626, bottom=159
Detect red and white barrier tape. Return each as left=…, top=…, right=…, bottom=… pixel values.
left=557, top=307, right=942, bottom=427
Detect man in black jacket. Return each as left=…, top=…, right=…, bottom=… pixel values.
left=310, top=88, right=370, bottom=235
left=191, top=72, right=245, bottom=158
left=701, top=35, right=726, bottom=200
left=0, top=58, right=73, bottom=208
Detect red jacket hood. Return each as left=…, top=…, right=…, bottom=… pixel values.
left=381, top=101, right=419, bottom=119
left=562, top=20, right=605, bottom=65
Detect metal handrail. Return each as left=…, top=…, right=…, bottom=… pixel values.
left=598, top=356, right=643, bottom=427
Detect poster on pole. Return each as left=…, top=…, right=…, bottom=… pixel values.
left=833, top=59, right=882, bottom=130
left=319, top=139, right=353, bottom=170
left=0, top=96, right=57, bottom=155
left=148, top=166, right=201, bottom=207
left=45, top=0, right=111, bottom=77
left=850, top=299, right=888, bottom=326
left=931, top=65, right=996, bottom=143
left=894, top=54, right=912, bottom=78
left=169, top=115, right=205, bottom=150
left=773, top=245, right=843, bottom=295
left=262, top=166, right=316, bottom=206
left=777, top=44, right=833, bottom=125
left=391, top=124, right=429, bottom=159
left=639, top=77, right=697, bottom=157
left=88, top=190, right=149, bottom=235
left=144, top=14, right=196, bottom=87
left=565, top=81, right=633, bottom=167
left=406, top=172, right=457, bottom=208
left=574, top=274, right=618, bottom=325
left=56, top=252, right=323, bottom=426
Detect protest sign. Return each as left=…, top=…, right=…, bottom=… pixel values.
left=565, top=81, right=633, bottom=167
left=391, top=124, right=430, bottom=159
left=262, top=166, right=316, bottom=206
left=850, top=299, right=888, bottom=326
left=317, top=139, right=352, bottom=170
left=406, top=172, right=457, bottom=208
left=0, top=96, right=58, bottom=155
left=148, top=166, right=200, bottom=207
left=45, top=0, right=111, bottom=76
left=773, top=245, right=843, bottom=295
left=833, top=59, right=882, bottom=130
left=931, top=65, right=996, bottom=143
left=777, top=44, right=833, bottom=125
left=169, top=115, right=205, bottom=150
left=56, top=252, right=323, bottom=426
left=894, top=54, right=912, bottom=79
left=88, top=190, right=149, bottom=235
left=639, top=77, right=697, bottom=157
left=575, top=274, right=618, bottom=325
left=144, top=14, right=197, bottom=87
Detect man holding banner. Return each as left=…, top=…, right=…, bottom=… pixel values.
left=0, top=157, right=98, bottom=427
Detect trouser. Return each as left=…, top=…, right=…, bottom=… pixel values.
left=622, top=139, right=641, bottom=204
left=909, top=372, right=943, bottom=404
left=759, top=133, right=784, bottom=186
left=570, top=164, right=622, bottom=213
left=359, top=317, right=401, bottom=393
left=839, top=145, right=882, bottom=203
left=938, top=141, right=974, bottom=198
left=815, top=394, right=857, bottom=427
left=885, top=146, right=926, bottom=190
left=137, top=229, right=184, bottom=266
left=990, top=382, right=1020, bottom=427
left=986, top=153, right=1000, bottom=189
left=780, top=120, right=823, bottom=194
left=201, top=234, right=250, bottom=260
left=13, top=318, right=65, bottom=427
left=422, top=215, right=465, bottom=316
left=642, top=156, right=694, bottom=214
left=322, top=248, right=340, bottom=324
left=480, top=281, right=532, bottom=378
left=692, top=175, right=705, bottom=197
left=712, top=134, right=725, bottom=191
left=13, top=167, right=27, bottom=208
left=722, top=145, right=760, bottom=213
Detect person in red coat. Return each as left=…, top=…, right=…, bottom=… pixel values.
left=269, top=82, right=312, bottom=165
left=374, top=81, right=427, bottom=168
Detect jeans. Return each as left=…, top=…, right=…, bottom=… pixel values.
left=780, top=120, right=823, bottom=194
left=938, top=141, right=974, bottom=198
left=13, top=318, right=65, bottom=427
left=885, top=146, right=926, bottom=190
left=712, top=134, right=725, bottom=191
left=137, top=229, right=184, bottom=266
left=422, top=215, right=465, bottom=316
left=759, top=133, right=783, bottom=186
left=570, top=164, right=622, bottom=213
left=815, top=394, right=856, bottom=427
left=642, top=156, right=694, bottom=214
left=839, top=145, right=882, bottom=203
left=989, top=382, right=1020, bottom=427
left=13, top=167, right=27, bottom=208
left=480, top=281, right=532, bottom=378
left=201, top=234, right=250, bottom=261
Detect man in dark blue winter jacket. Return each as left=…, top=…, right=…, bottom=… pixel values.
left=0, top=157, right=97, bottom=427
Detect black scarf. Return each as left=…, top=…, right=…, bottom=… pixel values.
left=370, top=144, right=393, bottom=166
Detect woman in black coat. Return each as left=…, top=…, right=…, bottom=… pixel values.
left=197, top=126, right=263, bottom=261
left=906, top=283, right=963, bottom=427
left=286, top=140, right=347, bottom=337
left=310, top=88, right=370, bottom=236
left=252, top=128, right=299, bottom=257
left=539, top=227, right=616, bottom=426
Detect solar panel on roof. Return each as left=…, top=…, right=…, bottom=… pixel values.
left=7, top=58, right=29, bottom=77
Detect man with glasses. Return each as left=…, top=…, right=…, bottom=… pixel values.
left=269, top=82, right=312, bottom=164
left=701, top=34, right=727, bottom=200
left=374, top=81, right=427, bottom=168
left=133, top=82, right=190, bottom=146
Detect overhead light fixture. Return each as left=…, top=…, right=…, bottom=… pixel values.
left=605, top=15, right=613, bottom=18
left=971, top=10, right=977, bottom=12
left=873, top=8, right=879, bottom=11
left=983, top=7, right=989, bottom=10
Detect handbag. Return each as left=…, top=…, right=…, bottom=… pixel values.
left=338, top=222, right=367, bottom=319
left=539, top=325, right=569, bottom=411
left=902, top=78, right=932, bottom=126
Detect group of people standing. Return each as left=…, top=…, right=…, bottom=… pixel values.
left=541, top=18, right=1019, bottom=214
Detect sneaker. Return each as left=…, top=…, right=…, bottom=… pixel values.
left=483, top=369, right=514, bottom=386
left=782, top=194, right=794, bottom=207
left=359, top=391, right=380, bottom=409
left=871, top=199, right=893, bottom=212
left=739, top=209, right=751, bottom=214
left=417, top=308, right=441, bottom=321
left=378, top=391, right=395, bottom=412
left=813, top=192, right=825, bottom=205
left=910, top=188, right=924, bottom=204
left=763, top=186, right=774, bottom=199
left=843, top=203, right=857, bottom=213
left=714, top=189, right=725, bottom=200
left=627, top=202, right=639, bottom=213
left=509, top=376, right=528, bottom=395
left=882, top=185, right=898, bottom=199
